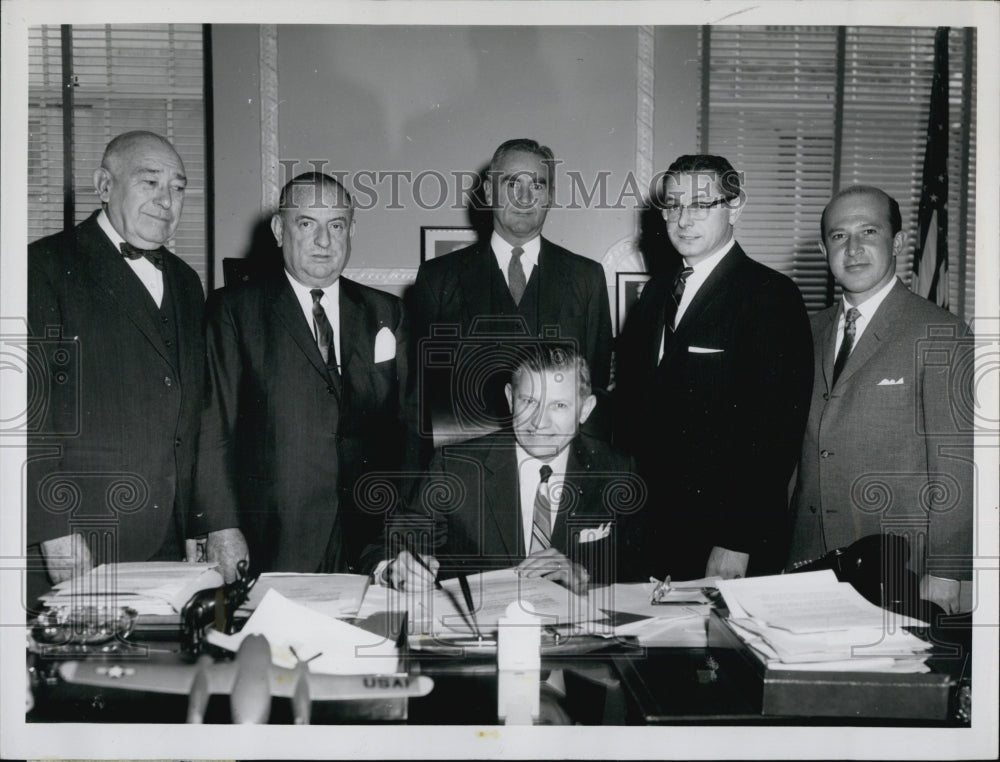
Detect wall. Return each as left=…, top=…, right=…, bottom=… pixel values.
left=212, top=25, right=700, bottom=288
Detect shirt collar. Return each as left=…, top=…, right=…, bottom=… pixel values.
left=683, top=235, right=735, bottom=276
left=514, top=440, right=572, bottom=479
left=842, top=276, right=898, bottom=322
left=97, top=209, right=126, bottom=249
left=491, top=231, right=541, bottom=267
left=285, top=270, right=340, bottom=306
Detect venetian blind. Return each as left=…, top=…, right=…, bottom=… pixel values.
left=701, top=26, right=976, bottom=321
left=28, top=24, right=208, bottom=288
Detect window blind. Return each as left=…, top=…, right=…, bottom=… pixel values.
left=701, top=26, right=976, bottom=322
left=28, top=24, right=209, bottom=288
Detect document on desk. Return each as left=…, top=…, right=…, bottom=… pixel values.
left=207, top=589, right=398, bottom=675
left=717, top=570, right=928, bottom=633
left=238, top=573, right=369, bottom=619
left=588, top=582, right=712, bottom=647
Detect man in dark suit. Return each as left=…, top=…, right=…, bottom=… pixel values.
left=615, top=154, right=813, bottom=580
left=787, top=186, right=973, bottom=614
left=195, top=172, right=412, bottom=574
left=27, top=131, right=245, bottom=605
left=408, top=138, right=613, bottom=447
left=371, top=345, right=643, bottom=594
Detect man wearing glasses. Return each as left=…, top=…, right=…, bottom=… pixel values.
left=615, top=154, right=813, bottom=581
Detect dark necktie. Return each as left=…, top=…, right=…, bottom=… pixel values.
left=664, top=266, right=694, bottom=333
left=120, top=241, right=164, bottom=270
left=310, top=288, right=338, bottom=373
left=508, top=246, right=527, bottom=306
left=529, top=464, right=554, bottom=555
left=832, top=306, right=861, bottom=386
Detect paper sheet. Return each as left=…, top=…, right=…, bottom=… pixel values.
left=207, top=589, right=398, bottom=675
left=239, top=573, right=369, bottom=619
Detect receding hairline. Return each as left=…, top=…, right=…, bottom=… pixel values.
left=821, top=185, right=899, bottom=237
left=277, top=173, right=354, bottom=217
left=101, top=131, right=183, bottom=173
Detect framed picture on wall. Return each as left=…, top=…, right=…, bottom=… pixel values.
left=616, top=272, right=652, bottom=334
left=421, top=226, right=478, bottom=263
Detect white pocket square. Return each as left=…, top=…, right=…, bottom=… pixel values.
left=688, top=346, right=724, bottom=354
left=877, top=377, right=905, bottom=386
left=373, top=326, right=396, bottom=363
left=578, top=523, right=612, bottom=544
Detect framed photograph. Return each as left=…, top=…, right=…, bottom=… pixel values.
left=421, top=226, right=478, bottom=263
left=616, top=272, right=652, bottom=334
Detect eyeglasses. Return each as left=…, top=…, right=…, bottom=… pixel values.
left=662, top=197, right=734, bottom=221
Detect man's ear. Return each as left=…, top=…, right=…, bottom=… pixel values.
left=504, top=382, right=513, bottom=412
left=578, top=393, right=597, bottom=425
left=270, top=214, right=284, bottom=247
left=483, top=177, right=494, bottom=207
left=348, top=216, right=356, bottom=240
left=892, top=230, right=906, bottom=257
left=93, top=167, right=111, bottom=202
left=726, top=198, right=744, bottom=227
left=818, top=239, right=828, bottom=260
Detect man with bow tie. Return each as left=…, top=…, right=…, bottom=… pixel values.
left=787, top=186, right=974, bottom=615
left=195, top=172, right=413, bottom=574
left=27, top=131, right=246, bottom=605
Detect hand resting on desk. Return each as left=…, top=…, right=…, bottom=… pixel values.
left=516, top=547, right=589, bottom=595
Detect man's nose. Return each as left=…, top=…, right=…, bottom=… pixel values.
left=153, top=184, right=173, bottom=209
left=676, top=205, right=695, bottom=226
left=314, top=225, right=331, bottom=247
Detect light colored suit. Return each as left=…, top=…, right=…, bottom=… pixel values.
left=788, top=279, right=974, bottom=581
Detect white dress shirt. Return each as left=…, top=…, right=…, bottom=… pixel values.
left=492, top=232, right=540, bottom=287
left=285, top=272, right=342, bottom=371
left=515, top=443, right=572, bottom=553
left=834, top=276, right=898, bottom=357
left=97, top=209, right=164, bottom=307
left=658, top=237, right=736, bottom=361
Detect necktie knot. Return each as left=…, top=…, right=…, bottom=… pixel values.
left=310, top=288, right=324, bottom=305
left=845, top=307, right=861, bottom=330
left=539, top=464, right=553, bottom=483
left=120, top=241, right=164, bottom=270
left=530, top=463, right=555, bottom=555
left=511, top=246, right=524, bottom=260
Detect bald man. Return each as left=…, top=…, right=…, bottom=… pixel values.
left=27, top=131, right=245, bottom=607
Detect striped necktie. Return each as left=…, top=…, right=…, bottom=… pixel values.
left=832, top=306, right=861, bottom=385
left=529, top=464, right=554, bottom=555
left=310, top=288, right=338, bottom=374
left=508, top=246, right=527, bottom=306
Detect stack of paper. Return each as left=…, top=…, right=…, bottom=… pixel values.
left=207, top=589, right=399, bottom=675
left=238, top=573, right=370, bottom=619
left=40, top=562, right=223, bottom=617
left=717, top=570, right=933, bottom=672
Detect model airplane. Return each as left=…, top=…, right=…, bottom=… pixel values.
left=57, top=634, right=434, bottom=724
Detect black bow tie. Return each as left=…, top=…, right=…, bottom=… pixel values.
left=120, top=242, right=164, bottom=270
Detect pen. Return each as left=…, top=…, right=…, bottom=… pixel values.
left=404, top=535, right=443, bottom=590
left=457, top=574, right=484, bottom=641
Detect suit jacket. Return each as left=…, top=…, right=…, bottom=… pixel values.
left=408, top=237, right=613, bottom=444
left=788, top=280, right=973, bottom=580
left=614, top=244, right=814, bottom=578
left=366, top=432, right=644, bottom=584
left=27, top=210, right=207, bottom=565
left=195, top=273, right=411, bottom=574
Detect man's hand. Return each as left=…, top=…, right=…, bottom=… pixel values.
left=920, top=573, right=961, bottom=615
left=39, top=533, right=93, bottom=585
left=386, top=550, right=440, bottom=591
left=516, top=547, right=589, bottom=595
left=705, top=546, right=749, bottom=580
left=205, top=528, right=249, bottom=583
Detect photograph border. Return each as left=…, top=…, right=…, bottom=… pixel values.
left=616, top=271, right=651, bottom=334
left=420, top=226, right=477, bottom=263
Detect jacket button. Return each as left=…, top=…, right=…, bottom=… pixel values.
left=161, top=316, right=169, bottom=324
left=335, top=433, right=344, bottom=443
left=820, top=449, right=831, bottom=458
left=175, top=438, right=182, bottom=447
left=822, top=393, right=830, bottom=401
left=327, top=386, right=336, bottom=395
left=165, top=339, right=172, bottom=347
left=163, top=376, right=173, bottom=387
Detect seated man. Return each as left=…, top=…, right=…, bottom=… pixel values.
left=367, top=345, right=644, bottom=594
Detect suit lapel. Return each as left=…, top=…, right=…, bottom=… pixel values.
left=816, top=308, right=838, bottom=393
left=661, top=246, right=743, bottom=365
left=457, top=241, right=494, bottom=327
left=75, top=213, right=174, bottom=369
left=161, top=254, right=196, bottom=380
left=482, top=436, right=521, bottom=562
left=267, top=276, right=339, bottom=395
left=834, top=280, right=907, bottom=389
left=536, top=238, right=566, bottom=329
left=550, top=437, right=590, bottom=552
left=338, top=278, right=369, bottom=398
